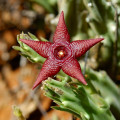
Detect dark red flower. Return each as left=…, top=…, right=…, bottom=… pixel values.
left=20, top=11, right=104, bottom=89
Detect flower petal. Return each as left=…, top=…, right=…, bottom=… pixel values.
left=62, top=58, right=87, bottom=85
left=32, top=59, right=61, bottom=89
left=53, top=11, right=70, bottom=43
left=70, top=38, right=104, bottom=58
left=20, top=39, right=52, bottom=58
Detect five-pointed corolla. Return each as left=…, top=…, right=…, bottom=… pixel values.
left=20, top=11, right=104, bottom=89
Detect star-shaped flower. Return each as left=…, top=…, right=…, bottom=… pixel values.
left=20, top=11, right=104, bottom=89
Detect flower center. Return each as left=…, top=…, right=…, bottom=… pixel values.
left=54, top=46, right=67, bottom=60
left=58, top=50, right=66, bottom=58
